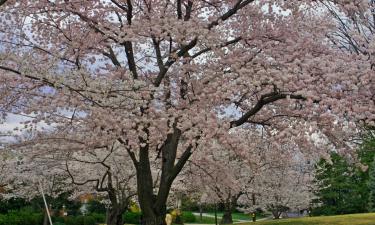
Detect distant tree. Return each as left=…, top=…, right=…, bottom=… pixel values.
left=368, top=158, right=375, bottom=212
left=363, top=130, right=375, bottom=211
left=313, top=152, right=368, bottom=215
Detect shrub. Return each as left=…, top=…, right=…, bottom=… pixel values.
left=87, top=200, right=106, bottom=214
left=0, top=210, right=43, bottom=225
left=123, top=211, right=142, bottom=224
left=54, top=222, right=66, bottom=225
left=181, top=197, right=199, bottom=212
left=53, top=216, right=66, bottom=223
left=182, top=211, right=196, bottom=223
left=64, top=215, right=96, bottom=225
left=89, top=213, right=105, bottom=223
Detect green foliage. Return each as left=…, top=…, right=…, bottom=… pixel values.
left=123, top=211, right=142, bottom=224
left=64, top=215, right=96, bottom=225
left=312, top=130, right=375, bottom=216
left=53, top=216, right=66, bottom=223
left=0, top=209, right=43, bottom=225
left=367, top=159, right=375, bottom=211
left=89, top=212, right=106, bottom=223
left=181, top=211, right=196, bottom=223
left=0, top=192, right=81, bottom=216
left=365, top=131, right=375, bottom=211
left=181, top=196, right=200, bottom=211
left=312, top=152, right=368, bottom=215
left=86, top=199, right=106, bottom=214
left=54, top=222, right=66, bottom=225
left=0, top=198, right=28, bottom=213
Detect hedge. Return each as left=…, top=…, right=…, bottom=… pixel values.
left=0, top=211, right=43, bottom=225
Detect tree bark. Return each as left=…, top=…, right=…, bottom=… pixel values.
left=132, top=126, right=192, bottom=225
left=220, top=194, right=240, bottom=224
left=106, top=206, right=125, bottom=225
left=271, top=210, right=281, bottom=219
left=220, top=210, right=233, bottom=225
left=105, top=175, right=128, bottom=225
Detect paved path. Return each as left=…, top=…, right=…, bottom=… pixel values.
left=190, top=213, right=273, bottom=224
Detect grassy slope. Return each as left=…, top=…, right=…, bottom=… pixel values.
left=242, top=213, right=375, bottom=225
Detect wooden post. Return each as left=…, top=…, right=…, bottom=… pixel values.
left=39, top=180, right=53, bottom=225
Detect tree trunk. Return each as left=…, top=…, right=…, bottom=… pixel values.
left=199, top=203, right=203, bottom=221
left=220, top=210, right=233, bottom=225
left=271, top=210, right=281, bottom=219
left=131, top=126, right=192, bottom=225
left=220, top=194, right=240, bottom=225
left=106, top=206, right=124, bottom=225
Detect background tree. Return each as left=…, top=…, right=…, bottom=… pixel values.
left=312, top=152, right=368, bottom=215
left=363, top=130, right=375, bottom=211
left=367, top=158, right=375, bottom=212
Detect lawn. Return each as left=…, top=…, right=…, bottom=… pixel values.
left=190, top=216, right=218, bottom=224
left=242, top=213, right=375, bottom=225
left=200, top=212, right=267, bottom=221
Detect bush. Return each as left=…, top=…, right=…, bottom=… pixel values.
left=54, top=222, right=66, bottom=225
left=0, top=210, right=43, bottom=225
left=182, top=211, right=196, bottom=223
left=123, top=211, right=142, bottom=224
left=0, top=198, right=28, bottom=214
left=87, top=200, right=106, bottom=214
left=64, top=215, right=96, bottom=225
left=181, top=197, right=199, bottom=212
left=89, top=213, right=105, bottom=223
left=53, top=216, right=66, bottom=223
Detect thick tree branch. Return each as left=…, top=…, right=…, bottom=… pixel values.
left=177, top=0, right=182, bottom=19
left=154, top=0, right=252, bottom=87
left=207, top=0, right=255, bottom=30
left=184, top=1, right=193, bottom=21
left=0, top=0, right=7, bottom=6
left=230, top=93, right=307, bottom=128
left=191, top=37, right=242, bottom=58
left=110, top=0, right=128, bottom=12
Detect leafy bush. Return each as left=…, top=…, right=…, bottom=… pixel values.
left=53, top=216, right=66, bottom=223
left=89, top=213, right=105, bottom=223
left=0, top=198, right=28, bottom=214
left=64, top=215, right=96, bottom=225
left=54, top=222, right=66, bottom=225
left=87, top=200, right=106, bottom=214
left=182, top=211, right=196, bottom=223
left=123, top=211, right=142, bottom=224
left=181, top=196, right=199, bottom=211
left=0, top=210, right=43, bottom=225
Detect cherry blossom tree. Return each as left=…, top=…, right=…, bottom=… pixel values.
left=0, top=1, right=373, bottom=225
left=63, top=143, right=137, bottom=225
left=187, top=129, right=315, bottom=222
left=249, top=160, right=313, bottom=219
left=8, top=135, right=137, bottom=225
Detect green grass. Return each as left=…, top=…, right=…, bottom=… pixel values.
left=190, top=215, right=218, bottom=224
left=241, top=213, right=375, bottom=225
